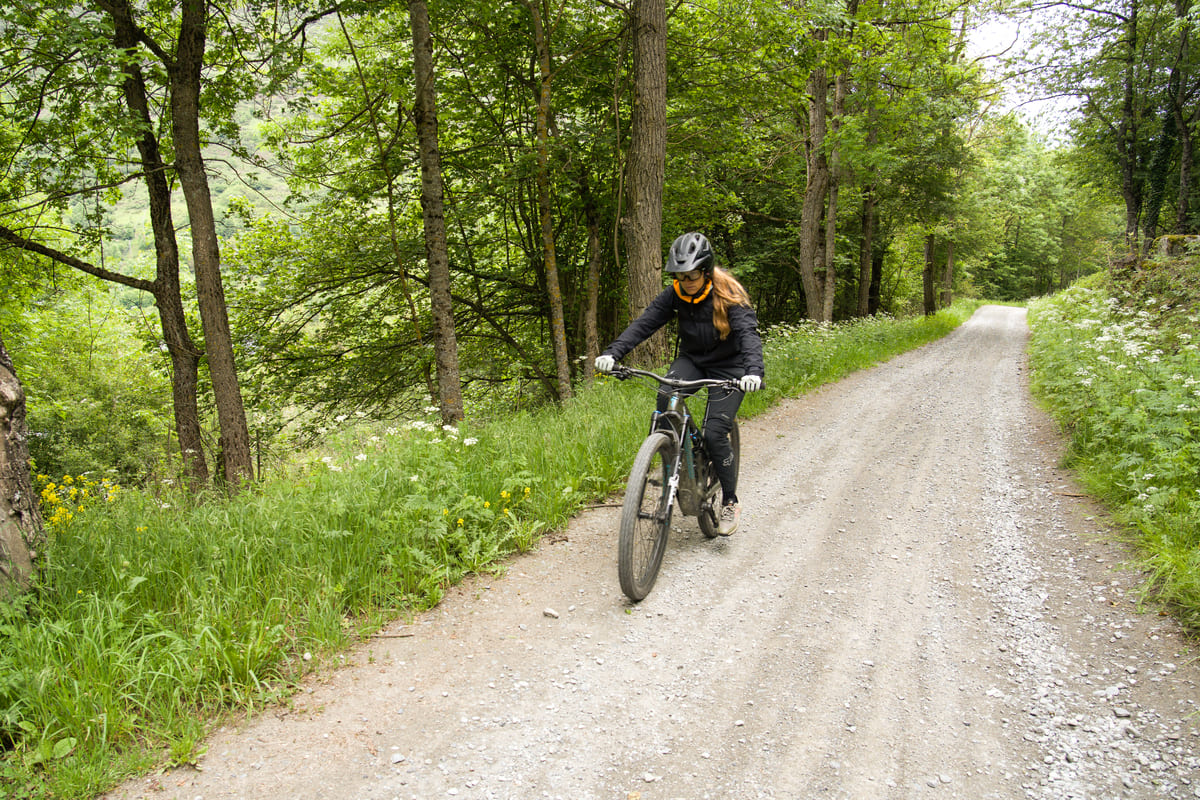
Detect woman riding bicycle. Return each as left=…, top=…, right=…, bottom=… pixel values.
left=595, top=232, right=764, bottom=536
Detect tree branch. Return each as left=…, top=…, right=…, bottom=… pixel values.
left=0, top=224, right=154, bottom=293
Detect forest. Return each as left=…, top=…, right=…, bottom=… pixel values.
left=1, top=0, right=1200, bottom=795
left=3, top=0, right=1147, bottom=494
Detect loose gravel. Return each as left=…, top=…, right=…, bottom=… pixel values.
left=105, top=306, right=1200, bottom=800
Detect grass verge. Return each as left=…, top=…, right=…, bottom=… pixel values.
left=1027, top=265, right=1200, bottom=632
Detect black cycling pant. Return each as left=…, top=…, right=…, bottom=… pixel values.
left=655, top=356, right=744, bottom=505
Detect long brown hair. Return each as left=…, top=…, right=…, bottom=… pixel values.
left=711, top=267, right=751, bottom=339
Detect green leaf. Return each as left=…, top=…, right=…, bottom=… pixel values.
left=51, top=737, right=77, bottom=760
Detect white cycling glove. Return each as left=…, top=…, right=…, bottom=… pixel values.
left=738, top=375, right=762, bottom=393
left=595, top=354, right=616, bottom=373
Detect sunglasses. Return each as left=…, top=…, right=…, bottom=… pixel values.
left=676, top=269, right=706, bottom=282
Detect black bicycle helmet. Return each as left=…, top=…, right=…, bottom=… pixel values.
left=665, top=232, right=714, bottom=274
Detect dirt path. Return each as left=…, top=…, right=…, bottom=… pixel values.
left=107, top=305, right=1200, bottom=800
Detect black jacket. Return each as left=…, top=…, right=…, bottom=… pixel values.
left=603, top=285, right=765, bottom=378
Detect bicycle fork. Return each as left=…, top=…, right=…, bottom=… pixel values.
left=655, top=438, right=685, bottom=524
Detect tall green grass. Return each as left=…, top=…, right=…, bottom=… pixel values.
left=0, top=300, right=979, bottom=799
left=1028, top=269, right=1200, bottom=631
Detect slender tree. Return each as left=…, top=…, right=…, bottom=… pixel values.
left=799, top=61, right=830, bottom=320
left=410, top=0, right=465, bottom=423
left=163, top=0, right=253, bottom=484
left=521, top=0, right=573, bottom=400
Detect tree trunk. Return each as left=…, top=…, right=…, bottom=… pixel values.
left=582, top=178, right=602, bottom=383
left=523, top=0, right=572, bottom=401
left=858, top=187, right=876, bottom=317
left=623, top=0, right=668, bottom=365
left=170, top=0, right=253, bottom=487
left=822, top=71, right=847, bottom=323
left=1119, top=0, right=1143, bottom=253
left=940, top=240, right=955, bottom=308
left=1172, top=1, right=1195, bottom=234
left=410, top=0, right=465, bottom=423
left=922, top=233, right=937, bottom=316
left=1142, top=100, right=1177, bottom=255
left=857, top=105, right=878, bottom=318
left=799, top=65, right=829, bottom=321
left=0, top=333, right=41, bottom=599
left=1176, top=107, right=1196, bottom=234
left=869, top=250, right=882, bottom=315
left=106, top=0, right=209, bottom=487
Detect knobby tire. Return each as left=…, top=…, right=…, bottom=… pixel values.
left=618, top=432, right=675, bottom=601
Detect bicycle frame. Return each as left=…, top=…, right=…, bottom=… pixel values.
left=650, top=392, right=710, bottom=517
left=613, top=366, right=733, bottom=518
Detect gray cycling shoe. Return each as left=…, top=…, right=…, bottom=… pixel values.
left=717, top=502, right=740, bottom=536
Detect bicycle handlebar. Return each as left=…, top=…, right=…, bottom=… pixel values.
left=608, top=365, right=740, bottom=392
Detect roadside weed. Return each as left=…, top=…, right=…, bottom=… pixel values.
left=1029, top=270, right=1200, bottom=629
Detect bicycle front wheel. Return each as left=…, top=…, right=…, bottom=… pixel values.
left=618, top=432, right=675, bottom=601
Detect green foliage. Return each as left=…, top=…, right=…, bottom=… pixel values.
left=0, top=306, right=973, bottom=798
left=960, top=118, right=1120, bottom=300
left=1028, top=260, right=1200, bottom=630
left=6, top=284, right=173, bottom=484
left=1017, top=0, right=1194, bottom=246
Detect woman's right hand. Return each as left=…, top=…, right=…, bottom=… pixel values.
left=595, top=355, right=616, bottom=373
left=738, top=375, right=762, bottom=392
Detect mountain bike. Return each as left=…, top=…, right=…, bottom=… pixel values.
left=610, top=365, right=741, bottom=601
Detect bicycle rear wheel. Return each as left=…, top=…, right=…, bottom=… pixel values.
left=698, top=420, right=740, bottom=538
left=618, top=432, right=675, bottom=601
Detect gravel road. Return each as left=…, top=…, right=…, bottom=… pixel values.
left=107, top=305, right=1200, bottom=800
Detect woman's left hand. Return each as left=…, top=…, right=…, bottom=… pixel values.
left=738, top=375, right=762, bottom=392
